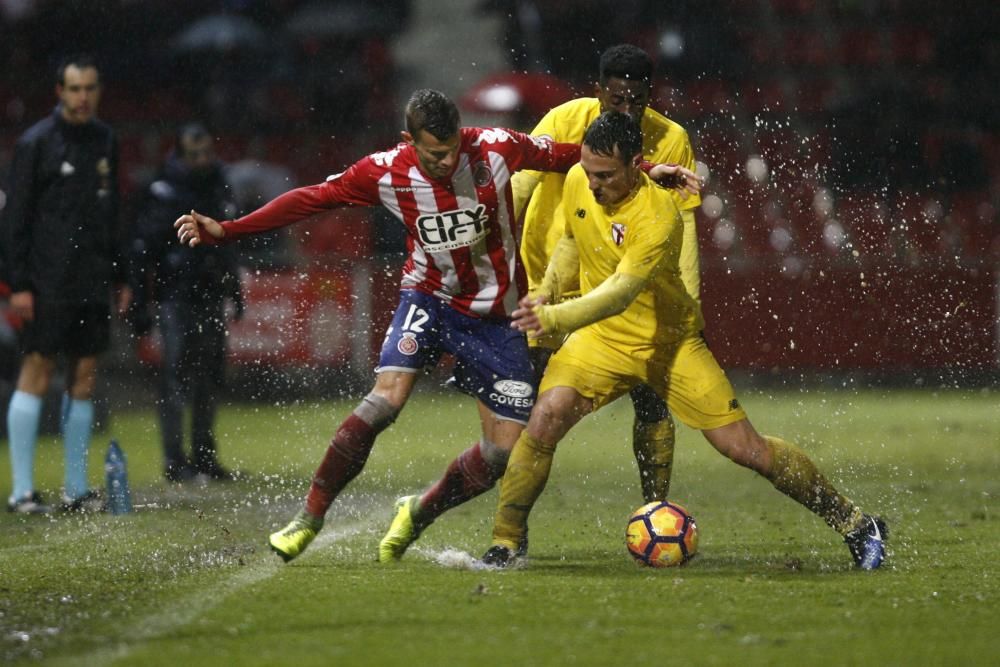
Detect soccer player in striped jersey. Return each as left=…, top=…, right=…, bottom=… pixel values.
left=481, top=111, right=887, bottom=570
left=513, top=44, right=700, bottom=507
left=175, top=89, right=697, bottom=564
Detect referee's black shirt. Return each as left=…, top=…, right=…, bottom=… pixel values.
left=3, top=107, right=125, bottom=303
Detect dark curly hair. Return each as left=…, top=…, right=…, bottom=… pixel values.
left=598, top=44, right=653, bottom=87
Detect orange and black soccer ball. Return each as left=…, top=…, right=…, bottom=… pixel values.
left=625, top=501, right=698, bottom=567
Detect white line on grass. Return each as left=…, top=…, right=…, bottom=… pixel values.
left=45, top=520, right=372, bottom=667
left=0, top=532, right=77, bottom=557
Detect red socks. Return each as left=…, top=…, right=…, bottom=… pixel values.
left=417, top=442, right=498, bottom=522
left=305, top=414, right=377, bottom=517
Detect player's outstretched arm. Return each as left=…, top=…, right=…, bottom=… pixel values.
left=646, top=163, right=702, bottom=200
left=513, top=271, right=647, bottom=339
left=511, top=171, right=542, bottom=220
left=174, top=210, right=224, bottom=247
left=535, top=235, right=579, bottom=304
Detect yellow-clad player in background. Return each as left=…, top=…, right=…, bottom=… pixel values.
left=482, top=111, right=887, bottom=570
left=512, top=44, right=701, bottom=503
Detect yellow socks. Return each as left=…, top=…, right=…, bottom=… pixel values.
left=764, top=436, right=863, bottom=535
left=492, top=432, right=557, bottom=549
left=632, top=415, right=676, bottom=502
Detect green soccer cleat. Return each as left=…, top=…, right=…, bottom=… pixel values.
left=269, top=510, right=323, bottom=563
left=378, top=495, right=431, bottom=563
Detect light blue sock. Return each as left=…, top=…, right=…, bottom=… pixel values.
left=63, top=397, right=94, bottom=500
left=7, top=390, right=43, bottom=500
left=60, top=392, right=71, bottom=429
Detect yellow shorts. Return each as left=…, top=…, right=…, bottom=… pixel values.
left=540, top=331, right=746, bottom=430
left=527, top=332, right=565, bottom=350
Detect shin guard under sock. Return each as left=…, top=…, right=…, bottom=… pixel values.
left=764, top=435, right=862, bottom=534
left=492, top=432, right=556, bottom=549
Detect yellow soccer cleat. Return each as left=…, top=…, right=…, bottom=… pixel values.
left=378, top=495, right=430, bottom=563
left=269, top=510, right=323, bottom=563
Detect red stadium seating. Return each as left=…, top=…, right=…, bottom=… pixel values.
left=837, top=28, right=884, bottom=67
left=738, top=80, right=789, bottom=115
left=890, top=25, right=937, bottom=65
left=892, top=191, right=946, bottom=258
left=836, top=191, right=891, bottom=258
left=683, top=79, right=735, bottom=115
left=785, top=29, right=833, bottom=67
left=949, top=191, right=999, bottom=259
left=771, top=0, right=817, bottom=18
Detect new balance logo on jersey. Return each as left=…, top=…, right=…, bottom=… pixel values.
left=575, top=208, right=586, bottom=218
left=416, top=204, right=489, bottom=251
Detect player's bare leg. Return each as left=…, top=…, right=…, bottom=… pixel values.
left=701, top=418, right=887, bottom=569
left=269, top=371, right=413, bottom=562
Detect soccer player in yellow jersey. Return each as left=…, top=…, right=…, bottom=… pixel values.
left=513, top=44, right=700, bottom=504
left=482, top=112, right=888, bottom=570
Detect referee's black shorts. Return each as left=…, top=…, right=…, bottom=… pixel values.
left=20, top=297, right=111, bottom=358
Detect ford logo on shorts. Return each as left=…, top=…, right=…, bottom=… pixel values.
left=493, top=380, right=533, bottom=398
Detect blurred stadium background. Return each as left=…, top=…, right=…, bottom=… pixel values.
left=0, top=0, right=997, bottom=414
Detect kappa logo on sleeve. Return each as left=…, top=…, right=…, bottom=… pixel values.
left=370, top=146, right=402, bottom=167
left=527, top=134, right=553, bottom=151
left=472, top=128, right=514, bottom=146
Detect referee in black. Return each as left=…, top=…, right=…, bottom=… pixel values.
left=3, top=54, right=130, bottom=513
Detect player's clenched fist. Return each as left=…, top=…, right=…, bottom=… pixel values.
left=174, top=209, right=224, bottom=247
left=510, top=294, right=549, bottom=337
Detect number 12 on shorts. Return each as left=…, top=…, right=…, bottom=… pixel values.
left=402, top=304, right=429, bottom=333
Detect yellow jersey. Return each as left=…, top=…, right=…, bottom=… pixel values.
left=520, top=98, right=700, bottom=296
left=561, top=164, right=704, bottom=353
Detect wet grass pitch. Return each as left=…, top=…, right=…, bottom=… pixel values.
left=2, top=388, right=997, bottom=665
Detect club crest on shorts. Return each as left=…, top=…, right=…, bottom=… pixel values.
left=397, top=333, right=419, bottom=356
left=611, top=222, right=626, bottom=246
left=472, top=161, right=493, bottom=187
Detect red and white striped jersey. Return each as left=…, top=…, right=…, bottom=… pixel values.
left=218, top=127, right=580, bottom=318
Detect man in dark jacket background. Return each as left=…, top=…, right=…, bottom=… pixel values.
left=129, top=123, right=243, bottom=482
left=3, top=54, right=130, bottom=513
